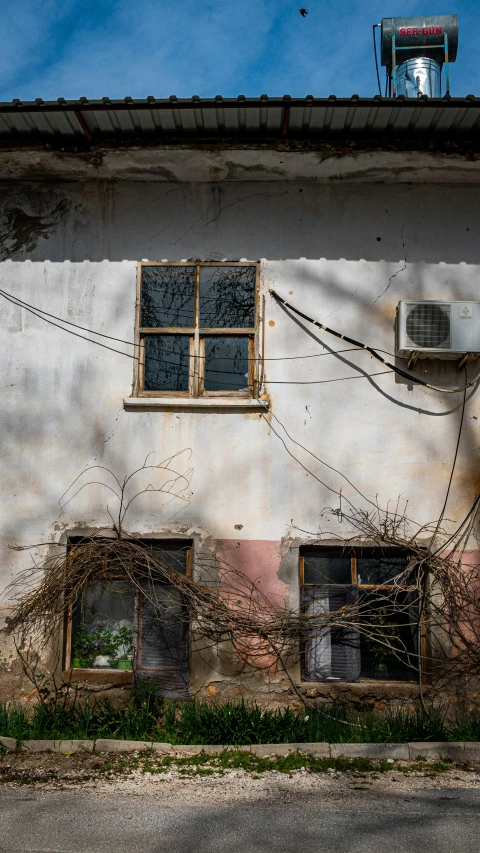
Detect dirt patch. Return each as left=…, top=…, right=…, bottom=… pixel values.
left=0, top=750, right=110, bottom=786
left=1, top=749, right=479, bottom=801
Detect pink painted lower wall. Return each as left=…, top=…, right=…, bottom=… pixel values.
left=217, top=539, right=288, bottom=607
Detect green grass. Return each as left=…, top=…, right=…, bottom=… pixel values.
left=102, top=749, right=392, bottom=776
left=100, top=748, right=452, bottom=779
left=0, top=748, right=452, bottom=786
left=1, top=695, right=480, bottom=746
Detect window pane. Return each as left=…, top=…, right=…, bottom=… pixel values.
left=141, top=266, right=195, bottom=328
left=359, top=590, right=419, bottom=681
left=302, top=586, right=360, bottom=682
left=140, top=584, right=189, bottom=669
left=144, top=335, right=190, bottom=392
left=204, top=337, right=249, bottom=391
left=142, top=542, right=189, bottom=576
left=303, top=551, right=352, bottom=585
left=356, top=553, right=408, bottom=586
left=72, top=581, right=134, bottom=670
left=200, top=266, right=256, bottom=328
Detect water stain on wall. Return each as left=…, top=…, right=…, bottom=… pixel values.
left=0, top=197, right=70, bottom=260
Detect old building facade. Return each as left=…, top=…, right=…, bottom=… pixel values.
left=1, top=96, right=479, bottom=709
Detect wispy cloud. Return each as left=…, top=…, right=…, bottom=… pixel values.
left=0, top=1, right=477, bottom=101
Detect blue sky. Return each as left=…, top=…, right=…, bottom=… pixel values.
left=0, top=1, right=476, bottom=101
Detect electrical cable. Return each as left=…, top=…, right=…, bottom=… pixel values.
left=260, top=412, right=343, bottom=498
left=0, top=289, right=390, bottom=389
left=0, top=286, right=145, bottom=348
left=264, top=371, right=393, bottom=385
left=429, top=369, right=468, bottom=552
left=430, top=493, right=480, bottom=559
left=265, top=409, right=378, bottom=508
left=0, top=288, right=203, bottom=375
left=373, top=24, right=383, bottom=96
left=417, top=369, right=468, bottom=716
left=0, top=289, right=401, bottom=389
left=0, top=285, right=397, bottom=362
left=3, top=285, right=479, bottom=393
left=0, top=288, right=139, bottom=362
left=269, top=289, right=480, bottom=394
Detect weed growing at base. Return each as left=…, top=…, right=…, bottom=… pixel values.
left=1, top=692, right=480, bottom=745
left=100, top=748, right=452, bottom=779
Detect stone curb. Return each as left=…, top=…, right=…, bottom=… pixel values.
left=95, top=739, right=152, bottom=754
left=8, top=739, right=480, bottom=758
left=330, top=743, right=410, bottom=760
left=250, top=743, right=330, bottom=758
left=20, top=740, right=95, bottom=753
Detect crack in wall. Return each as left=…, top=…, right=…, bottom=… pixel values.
left=372, top=240, right=407, bottom=306
left=169, top=189, right=290, bottom=247
left=324, top=289, right=359, bottom=321
left=372, top=189, right=430, bottom=306
left=92, top=408, right=123, bottom=462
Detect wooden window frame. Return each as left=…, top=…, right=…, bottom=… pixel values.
left=134, top=261, right=261, bottom=398
left=299, top=547, right=425, bottom=684
left=63, top=540, right=192, bottom=682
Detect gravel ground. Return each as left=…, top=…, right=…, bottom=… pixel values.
left=84, top=767, right=480, bottom=806
left=1, top=750, right=479, bottom=802
left=2, top=755, right=480, bottom=852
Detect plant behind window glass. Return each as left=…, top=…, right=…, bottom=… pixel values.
left=73, top=614, right=133, bottom=666
left=363, top=608, right=401, bottom=668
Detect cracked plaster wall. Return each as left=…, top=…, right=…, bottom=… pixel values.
left=1, top=176, right=479, bottom=704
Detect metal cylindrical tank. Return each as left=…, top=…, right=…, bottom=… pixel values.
left=381, top=15, right=458, bottom=66
left=396, top=57, right=442, bottom=98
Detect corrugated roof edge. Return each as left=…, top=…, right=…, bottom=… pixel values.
left=1, top=95, right=480, bottom=146
left=0, top=94, right=479, bottom=112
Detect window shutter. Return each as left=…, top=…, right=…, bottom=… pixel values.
left=405, top=587, right=420, bottom=666
left=136, top=584, right=191, bottom=700
left=302, top=585, right=360, bottom=683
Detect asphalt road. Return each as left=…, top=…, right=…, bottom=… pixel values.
left=1, top=787, right=479, bottom=853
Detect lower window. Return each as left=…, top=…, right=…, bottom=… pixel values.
left=300, top=547, right=419, bottom=683
left=67, top=541, right=191, bottom=698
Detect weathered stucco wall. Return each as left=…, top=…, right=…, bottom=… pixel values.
left=1, top=172, right=479, bottom=705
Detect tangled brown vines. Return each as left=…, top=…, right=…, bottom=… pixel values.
left=4, top=455, right=480, bottom=705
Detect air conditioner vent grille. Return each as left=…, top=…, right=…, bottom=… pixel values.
left=405, top=303, right=451, bottom=349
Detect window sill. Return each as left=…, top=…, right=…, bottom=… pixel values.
left=299, top=680, right=425, bottom=694
left=63, top=669, right=133, bottom=685
left=124, top=396, right=270, bottom=411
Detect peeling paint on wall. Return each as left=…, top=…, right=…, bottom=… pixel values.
left=1, top=171, right=479, bottom=706
left=0, top=197, right=70, bottom=260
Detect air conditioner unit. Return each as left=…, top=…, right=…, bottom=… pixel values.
left=396, top=300, right=480, bottom=359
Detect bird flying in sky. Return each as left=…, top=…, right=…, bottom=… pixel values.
left=299, top=8, right=308, bottom=16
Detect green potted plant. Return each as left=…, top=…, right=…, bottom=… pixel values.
left=71, top=653, right=90, bottom=669
left=115, top=626, right=134, bottom=670
left=72, top=619, right=134, bottom=669
left=91, top=625, right=123, bottom=667
left=71, top=617, right=99, bottom=668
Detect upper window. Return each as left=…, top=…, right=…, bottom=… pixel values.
left=300, top=547, right=419, bottom=683
left=136, top=262, right=259, bottom=397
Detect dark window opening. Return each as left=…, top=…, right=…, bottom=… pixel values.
left=359, top=589, right=418, bottom=681
left=144, top=335, right=190, bottom=392
left=203, top=336, right=249, bottom=392
left=68, top=541, right=191, bottom=698
left=141, top=265, right=196, bottom=328
left=300, top=547, right=419, bottom=683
